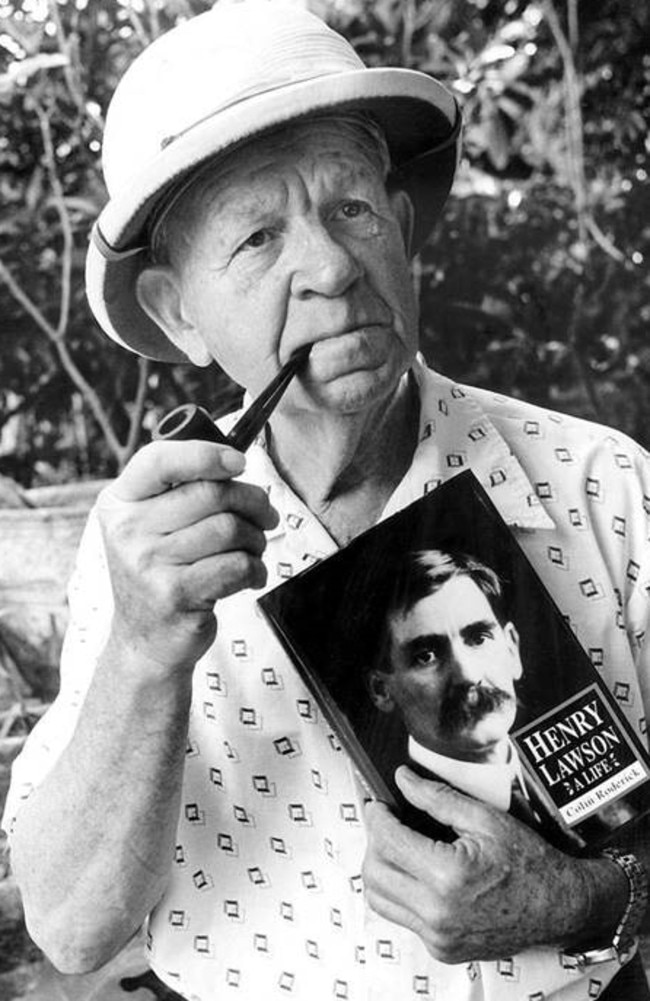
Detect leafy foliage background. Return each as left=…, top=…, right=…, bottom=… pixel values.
left=0, top=0, right=648, bottom=485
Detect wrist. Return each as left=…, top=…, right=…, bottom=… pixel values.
left=561, top=850, right=648, bottom=967
left=96, top=631, right=196, bottom=724
left=102, top=625, right=201, bottom=688
left=563, top=854, right=630, bottom=951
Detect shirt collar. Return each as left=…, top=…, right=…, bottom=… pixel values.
left=408, top=735, right=526, bottom=811
left=234, top=357, right=555, bottom=539
left=380, top=358, right=555, bottom=531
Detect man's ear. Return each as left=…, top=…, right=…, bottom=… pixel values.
left=367, top=669, right=396, bottom=714
left=388, top=188, right=415, bottom=257
left=505, top=621, right=524, bottom=682
left=136, top=265, right=212, bottom=367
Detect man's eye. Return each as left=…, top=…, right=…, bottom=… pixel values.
left=412, top=648, right=438, bottom=667
left=466, top=627, right=494, bottom=647
left=238, top=229, right=272, bottom=253
left=337, top=200, right=372, bottom=220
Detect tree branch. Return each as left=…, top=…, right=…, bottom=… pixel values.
left=564, top=282, right=602, bottom=419
left=585, top=216, right=626, bottom=264
left=123, top=357, right=151, bottom=463
left=47, top=0, right=97, bottom=126
left=567, top=0, right=579, bottom=57
left=0, top=249, right=124, bottom=463
left=0, top=17, right=148, bottom=472
left=543, top=0, right=628, bottom=265
left=145, top=0, right=162, bottom=42
left=33, top=99, right=72, bottom=339
left=53, top=338, right=125, bottom=461
left=124, top=6, right=150, bottom=49
left=542, top=0, right=605, bottom=421
left=542, top=0, right=587, bottom=241
left=0, top=371, right=58, bottom=432
left=0, top=258, right=56, bottom=341
left=401, top=0, right=416, bottom=68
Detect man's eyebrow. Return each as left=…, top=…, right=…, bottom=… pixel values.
left=220, top=204, right=281, bottom=229
left=399, top=618, right=498, bottom=653
left=400, top=632, right=446, bottom=658
left=459, top=618, right=497, bottom=639
left=211, top=208, right=282, bottom=257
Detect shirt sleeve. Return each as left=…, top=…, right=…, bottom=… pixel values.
left=1, top=506, right=113, bottom=837
left=617, top=448, right=650, bottom=725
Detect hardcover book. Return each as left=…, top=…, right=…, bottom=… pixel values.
left=258, top=470, right=650, bottom=851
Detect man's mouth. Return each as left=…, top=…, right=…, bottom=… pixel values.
left=439, top=683, right=513, bottom=737
left=305, top=324, right=391, bottom=367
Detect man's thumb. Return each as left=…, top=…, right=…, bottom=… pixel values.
left=395, top=765, right=496, bottom=834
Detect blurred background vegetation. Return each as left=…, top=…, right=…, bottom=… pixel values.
left=0, top=0, right=649, bottom=487
left=0, top=3, right=648, bottom=992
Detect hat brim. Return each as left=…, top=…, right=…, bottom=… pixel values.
left=86, top=68, right=461, bottom=363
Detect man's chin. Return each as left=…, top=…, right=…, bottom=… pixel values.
left=439, top=720, right=514, bottom=762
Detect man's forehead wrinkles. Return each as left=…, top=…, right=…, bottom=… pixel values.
left=198, top=132, right=383, bottom=206
left=197, top=160, right=378, bottom=240
left=197, top=176, right=289, bottom=241
left=222, top=154, right=375, bottom=196
left=232, top=119, right=388, bottom=176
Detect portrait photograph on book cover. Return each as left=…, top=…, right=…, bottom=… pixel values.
left=259, top=470, right=650, bottom=852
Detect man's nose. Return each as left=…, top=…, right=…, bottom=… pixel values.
left=290, top=219, right=362, bottom=298
left=447, top=642, right=483, bottom=685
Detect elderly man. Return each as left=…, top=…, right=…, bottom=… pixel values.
left=3, top=3, right=650, bottom=1000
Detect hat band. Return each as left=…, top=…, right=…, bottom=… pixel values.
left=91, top=221, right=147, bottom=262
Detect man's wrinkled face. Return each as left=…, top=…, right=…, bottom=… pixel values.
left=149, top=120, right=419, bottom=416
left=372, top=576, right=523, bottom=763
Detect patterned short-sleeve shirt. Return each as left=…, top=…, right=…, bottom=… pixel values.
left=5, top=360, right=650, bottom=1001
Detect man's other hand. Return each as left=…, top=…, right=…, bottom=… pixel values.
left=362, top=766, right=629, bottom=963
left=96, top=439, right=279, bottom=674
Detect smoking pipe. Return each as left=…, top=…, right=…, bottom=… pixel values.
left=153, top=344, right=311, bottom=451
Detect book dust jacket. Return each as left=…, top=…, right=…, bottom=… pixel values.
left=258, top=471, right=650, bottom=850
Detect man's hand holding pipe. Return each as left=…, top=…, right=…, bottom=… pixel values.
left=97, top=438, right=279, bottom=674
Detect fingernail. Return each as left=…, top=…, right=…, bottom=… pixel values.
left=396, top=765, right=416, bottom=784
left=221, top=448, right=246, bottom=474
